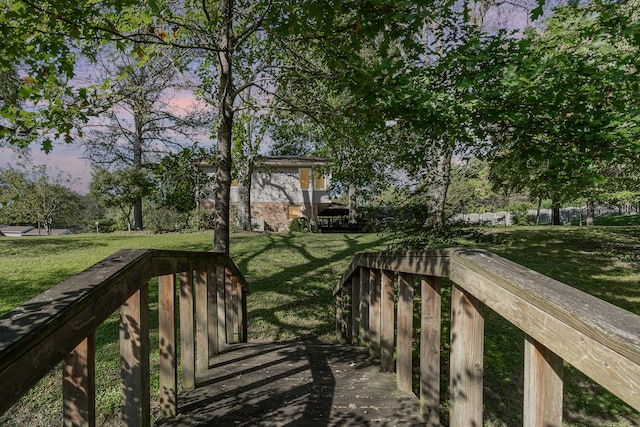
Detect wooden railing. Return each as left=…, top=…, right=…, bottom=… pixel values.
left=0, top=249, right=248, bottom=426
left=334, top=248, right=640, bottom=426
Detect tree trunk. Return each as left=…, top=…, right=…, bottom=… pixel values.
left=348, top=184, right=357, bottom=227
left=425, top=141, right=453, bottom=229
left=237, top=176, right=252, bottom=231
left=213, top=0, right=234, bottom=254
left=552, top=204, right=561, bottom=225
left=535, top=197, right=542, bottom=226
left=586, top=200, right=595, bottom=226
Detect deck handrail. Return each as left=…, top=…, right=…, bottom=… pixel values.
left=333, top=248, right=640, bottom=425
left=0, top=249, right=249, bottom=426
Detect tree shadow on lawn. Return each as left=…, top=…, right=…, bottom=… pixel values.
left=235, top=233, right=386, bottom=342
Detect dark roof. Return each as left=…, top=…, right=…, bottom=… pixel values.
left=260, top=156, right=328, bottom=167
left=319, top=203, right=350, bottom=217
left=197, top=155, right=328, bottom=170
left=0, top=226, right=35, bottom=234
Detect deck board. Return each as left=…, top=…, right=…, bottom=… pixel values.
left=155, top=341, right=426, bottom=426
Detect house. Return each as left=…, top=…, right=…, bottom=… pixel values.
left=199, top=156, right=334, bottom=232
left=0, top=226, right=36, bottom=237
left=0, top=226, right=73, bottom=236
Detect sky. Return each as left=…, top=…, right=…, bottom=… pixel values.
left=0, top=144, right=93, bottom=195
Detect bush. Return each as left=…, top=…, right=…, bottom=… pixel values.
left=288, top=217, right=317, bottom=233
left=93, top=218, right=119, bottom=233
left=145, top=207, right=184, bottom=232
left=506, top=202, right=534, bottom=225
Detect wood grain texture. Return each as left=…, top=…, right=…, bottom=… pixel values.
left=420, top=276, right=441, bottom=426
left=120, top=285, right=150, bottom=427
left=158, top=274, right=177, bottom=418
left=380, top=270, right=395, bottom=373
left=63, top=334, right=95, bottom=427
left=180, top=271, right=195, bottom=391
left=396, top=273, right=414, bottom=393
left=524, top=335, right=563, bottom=427
left=449, top=284, right=484, bottom=426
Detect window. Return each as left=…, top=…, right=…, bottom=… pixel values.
left=314, top=173, right=325, bottom=190
left=299, top=168, right=311, bottom=189
left=288, top=205, right=301, bottom=219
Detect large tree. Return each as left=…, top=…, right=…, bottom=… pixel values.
left=486, top=0, right=640, bottom=224
left=80, top=48, right=203, bottom=229
left=2, top=0, right=435, bottom=252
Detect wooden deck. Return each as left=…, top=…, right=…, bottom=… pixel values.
left=156, top=341, right=425, bottom=426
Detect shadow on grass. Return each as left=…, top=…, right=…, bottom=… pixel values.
left=234, top=233, right=386, bottom=342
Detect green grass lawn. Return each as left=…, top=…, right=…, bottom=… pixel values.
left=1, top=225, right=639, bottom=425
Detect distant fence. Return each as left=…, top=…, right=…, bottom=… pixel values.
left=453, top=204, right=640, bottom=226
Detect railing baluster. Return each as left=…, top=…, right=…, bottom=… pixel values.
left=345, top=278, right=353, bottom=344
left=241, top=285, right=248, bottom=343
left=450, top=283, right=484, bottom=426
left=380, top=270, right=395, bottom=373
left=351, top=273, right=361, bottom=344
left=224, top=267, right=234, bottom=343
left=369, top=269, right=381, bottom=357
left=397, top=272, right=414, bottom=393
left=119, top=284, right=150, bottom=427
left=232, top=274, right=241, bottom=342
left=216, top=266, right=227, bottom=350
left=524, top=335, right=563, bottom=426
left=208, top=267, right=220, bottom=356
left=336, top=287, right=346, bottom=344
left=63, top=333, right=96, bottom=427
left=420, top=276, right=441, bottom=425
left=158, top=274, right=177, bottom=418
left=195, top=269, right=209, bottom=374
left=180, top=271, right=195, bottom=391
left=359, top=268, right=370, bottom=347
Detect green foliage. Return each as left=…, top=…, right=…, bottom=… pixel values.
left=288, top=217, right=317, bottom=233
left=506, top=201, right=535, bottom=225
left=149, top=146, right=214, bottom=214
left=0, top=164, right=83, bottom=232
left=486, top=0, right=640, bottom=204
left=89, top=167, right=152, bottom=231
left=144, top=206, right=185, bottom=233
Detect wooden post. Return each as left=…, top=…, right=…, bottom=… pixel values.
left=351, top=273, right=361, bottom=344
left=119, top=285, right=150, bottom=427
left=63, top=333, right=96, bottom=427
left=524, top=335, right=564, bottom=427
left=241, top=287, right=248, bottom=343
left=224, top=268, right=238, bottom=344
left=180, top=271, right=195, bottom=391
left=420, top=276, right=441, bottom=425
left=449, top=284, right=484, bottom=426
left=336, top=287, right=346, bottom=344
left=397, top=272, right=414, bottom=393
left=208, top=267, right=219, bottom=356
left=195, top=269, right=209, bottom=374
left=158, top=274, right=177, bottom=418
left=216, top=265, right=226, bottom=350
left=225, top=268, right=238, bottom=344
left=359, top=268, right=370, bottom=347
left=369, top=269, right=381, bottom=357
left=346, top=280, right=353, bottom=344
left=234, top=277, right=245, bottom=342
left=380, top=270, right=395, bottom=373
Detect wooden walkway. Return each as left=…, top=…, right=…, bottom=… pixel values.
left=156, top=341, right=425, bottom=426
